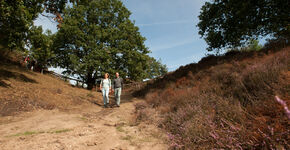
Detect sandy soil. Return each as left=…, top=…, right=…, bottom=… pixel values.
left=0, top=94, right=168, bottom=150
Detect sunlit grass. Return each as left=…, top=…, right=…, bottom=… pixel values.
left=8, top=131, right=41, bottom=137
left=52, top=129, right=71, bottom=134
left=6, top=129, right=72, bottom=137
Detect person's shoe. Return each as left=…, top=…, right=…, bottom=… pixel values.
left=104, top=104, right=108, bottom=108
left=117, top=105, right=120, bottom=107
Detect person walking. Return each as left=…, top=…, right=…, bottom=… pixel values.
left=24, top=56, right=30, bottom=69
left=30, top=59, right=36, bottom=71
left=112, top=72, right=123, bottom=107
left=100, top=73, right=111, bottom=108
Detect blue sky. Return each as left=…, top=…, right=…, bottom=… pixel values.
left=34, top=0, right=208, bottom=71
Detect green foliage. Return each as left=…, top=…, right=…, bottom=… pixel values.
left=43, top=0, right=68, bottom=14
left=43, top=1, right=93, bottom=15
left=247, top=39, right=263, bottom=51
left=52, top=0, right=167, bottom=89
left=227, top=39, right=263, bottom=52
left=28, top=26, right=54, bottom=69
left=0, top=0, right=80, bottom=50
left=198, top=0, right=290, bottom=52
left=0, top=0, right=43, bottom=49
left=147, top=58, right=168, bottom=79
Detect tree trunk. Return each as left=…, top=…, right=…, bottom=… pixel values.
left=87, top=78, right=94, bottom=90
left=86, top=72, right=95, bottom=90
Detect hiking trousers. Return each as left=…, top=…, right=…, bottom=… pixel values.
left=102, top=87, right=110, bottom=106
left=114, top=88, right=122, bottom=106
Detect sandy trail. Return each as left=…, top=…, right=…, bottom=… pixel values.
left=0, top=94, right=167, bottom=150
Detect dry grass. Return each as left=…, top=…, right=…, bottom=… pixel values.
left=135, top=47, right=290, bottom=149
left=0, top=61, right=102, bottom=116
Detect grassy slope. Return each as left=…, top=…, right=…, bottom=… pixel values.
left=135, top=47, right=290, bottom=149
left=0, top=61, right=102, bottom=116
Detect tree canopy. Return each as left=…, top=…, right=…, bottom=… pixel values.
left=28, top=26, right=54, bottom=70
left=0, top=0, right=167, bottom=87
left=0, top=0, right=43, bottom=49
left=198, top=0, right=290, bottom=52
left=0, top=0, right=78, bottom=49
left=52, top=0, right=167, bottom=89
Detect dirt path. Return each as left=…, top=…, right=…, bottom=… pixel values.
left=0, top=94, right=168, bottom=150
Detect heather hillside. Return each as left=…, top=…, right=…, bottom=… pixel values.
left=134, top=47, right=290, bottom=149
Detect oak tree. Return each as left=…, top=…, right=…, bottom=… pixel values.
left=52, top=0, right=167, bottom=89
left=198, top=0, right=290, bottom=52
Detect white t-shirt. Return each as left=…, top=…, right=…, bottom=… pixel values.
left=102, top=79, right=111, bottom=89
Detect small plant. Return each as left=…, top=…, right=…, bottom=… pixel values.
left=8, top=131, right=42, bottom=137
left=87, top=92, right=94, bottom=98
left=52, top=129, right=71, bottom=134
left=116, top=126, right=125, bottom=132
left=79, top=117, right=88, bottom=121
left=121, top=135, right=133, bottom=141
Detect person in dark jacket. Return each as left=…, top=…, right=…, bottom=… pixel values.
left=112, top=72, right=123, bottom=107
